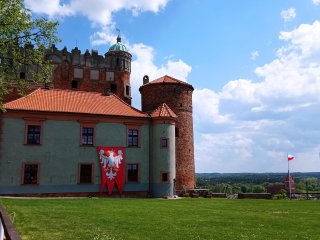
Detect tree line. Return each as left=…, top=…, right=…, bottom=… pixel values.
left=196, top=172, right=320, bottom=194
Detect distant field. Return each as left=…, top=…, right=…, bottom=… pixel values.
left=1, top=198, right=319, bottom=240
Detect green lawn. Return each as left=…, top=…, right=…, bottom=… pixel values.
left=1, top=198, right=319, bottom=240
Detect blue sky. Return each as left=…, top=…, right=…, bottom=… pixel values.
left=25, top=0, right=320, bottom=173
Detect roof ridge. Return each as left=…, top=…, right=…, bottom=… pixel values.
left=139, top=75, right=194, bottom=90
left=4, top=88, right=148, bottom=118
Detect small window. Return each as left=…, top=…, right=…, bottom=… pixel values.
left=175, top=127, right=179, bottom=138
left=161, top=138, right=169, bottom=148
left=125, top=85, right=130, bottom=97
left=161, top=172, right=169, bottom=183
left=27, top=125, right=41, bottom=144
left=128, top=129, right=139, bottom=147
left=127, top=164, right=139, bottom=182
left=20, top=72, right=26, bottom=79
left=111, top=84, right=117, bottom=93
left=106, top=71, right=114, bottom=81
left=79, top=164, right=93, bottom=184
left=22, top=163, right=39, bottom=185
left=74, top=68, right=83, bottom=79
left=82, top=127, right=94, bottom=145
left=90, top=69, right=99, bottom=80
left=71, top=80, right=78, bottom=89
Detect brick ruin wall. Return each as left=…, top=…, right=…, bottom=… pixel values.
left=140, top=83, right=195, bottom=190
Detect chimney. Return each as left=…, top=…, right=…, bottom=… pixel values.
left=143, top=75, right=149, bottom=85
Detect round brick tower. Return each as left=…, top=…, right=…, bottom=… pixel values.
left=139, top=75, right=195, bottom=191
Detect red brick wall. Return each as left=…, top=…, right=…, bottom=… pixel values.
left=140, top=83, right=195, bottom=190
left=3, top=88, right=22, bottom=103
left=52, top=63, right=131, bottom=104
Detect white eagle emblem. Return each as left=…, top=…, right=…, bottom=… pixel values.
left=99, top=149, right=123, bottom=180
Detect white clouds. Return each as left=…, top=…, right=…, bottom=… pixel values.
left=129, top=43, right=192, bottom=107
left=24, top=0, right=74, bottom=17
left=221, top=79, right=258, bottom=103
left=250, top=50, right=259, bottom=60
left=193, top=89, right=230, bottom=125
left=279, top=21, right=320, bottom=58
left=194, top=20, right=320, bottom=172
left=280, top=7, right=296, bottom=22
left=312, top=0, right=320, bottom=5
left=25, top=0, right=169, bottom=46
left=25, top=0, right=168, bottom=25
left=195, top=132, right=253, bottom=173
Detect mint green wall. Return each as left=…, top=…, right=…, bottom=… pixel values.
left=150, top=123, right=175, bottom=197
left=0, top=118, right=150, bottom=194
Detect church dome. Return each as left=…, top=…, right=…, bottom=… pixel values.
left=108, top=35, right=128, bottom=52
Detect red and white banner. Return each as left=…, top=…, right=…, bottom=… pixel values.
left=288, top=154, right=294, bottom=161
left=97, top=147, right=125, bottom=195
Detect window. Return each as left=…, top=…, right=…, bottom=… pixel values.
left=161, top=172, right=169, bottom=183
left=20, top=72, right=26, bottom=79
left=175, top=127, right=179, bottom=138
left=22, top=163, right=39, bottom=185
left=125, top=85, right=130, bottom=97
left=90, top=69, right=99, bottom=80
left=24, top=120, right=43, bottom=145
left=79, top=164, right=93, bottom=184
left=161, top=138, right=169, bottom=148
left=27, top=125, right=41, bottom=144
left=71, top=80, right=78, bottom=89
left=111, top=84, right=117, bottom=93
left=82, top=127, right=94, bottom=145
left=74, top=68, right=83, bottom=79
left=106, top=71, right=114, bottom=81
left=127, top=163, right=139, bottom=182
left=128, top=129, right=139, bottom=147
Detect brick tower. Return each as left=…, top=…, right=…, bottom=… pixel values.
left=46, top=35, right=132, bottom=104
left=139, top=75, right=195, bottom=190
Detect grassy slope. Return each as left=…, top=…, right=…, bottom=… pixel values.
left=1, top=198, right=319, bottom=240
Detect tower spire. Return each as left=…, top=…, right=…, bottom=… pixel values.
left=116, top=28, right=121, bottom=42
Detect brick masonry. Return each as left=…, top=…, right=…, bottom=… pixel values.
left=52, top=63, right=131, bottom=104
left=140, top=82, right=195, bottom=190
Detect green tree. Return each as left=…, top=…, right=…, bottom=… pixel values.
left=252, top=185, right=265, bottom=193
left=0, top=0, right=59, bottom=105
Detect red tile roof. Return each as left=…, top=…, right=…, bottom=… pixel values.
left=140, top=75, right=194, bottom=90
left=150, top=103, right=177, bottom=118
left=3, top=88, right=148, bottom=118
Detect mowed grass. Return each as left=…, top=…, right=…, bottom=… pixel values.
left=1, top=198, right=319, bottom=240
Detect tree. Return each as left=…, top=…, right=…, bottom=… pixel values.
left=0, top=0, right=59, bottom=105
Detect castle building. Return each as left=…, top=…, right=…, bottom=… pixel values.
left=0, top=36, right=195, bottom=197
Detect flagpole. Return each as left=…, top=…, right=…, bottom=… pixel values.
left=288, top=153, right=292, bottom=199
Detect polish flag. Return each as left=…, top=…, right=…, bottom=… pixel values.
left=288, top=155, right=294, bottom=161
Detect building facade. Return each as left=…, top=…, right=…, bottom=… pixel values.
left=0, top=36, right=195, bottom=197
